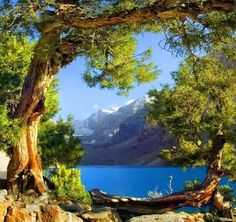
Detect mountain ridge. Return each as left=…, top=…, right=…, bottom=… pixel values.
left=74, top=96, right=175, bottom=165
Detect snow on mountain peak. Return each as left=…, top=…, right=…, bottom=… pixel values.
left=74, top=96, right=149, bottom=138
left=101, top=106, right=119, bottom=114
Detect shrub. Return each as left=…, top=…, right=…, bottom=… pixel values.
left=183, top=178, right=201, bottom=191
left=218, top=185, right=235, bottom=204
left=51, top=165, right=91, bottom=205
left=147, top=186, right=163, bottom=198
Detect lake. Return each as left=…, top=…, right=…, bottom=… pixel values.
left=78, top=166, right=236, bottom=198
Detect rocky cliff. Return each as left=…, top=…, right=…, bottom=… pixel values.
left=74, top=97, right=175, bottom=165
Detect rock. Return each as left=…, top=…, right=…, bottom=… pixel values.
left=82, top=207, right=122, bottom=222
left=128, top=212, right=207, bottom=222
left=59, top=203, right=84, bottom=214
left=33, top=192, right=49, bottom=204
left=127, top=212, right=185, bottom=222
left=0, top=201, right=11, bottom=222
left=59, top=200, right=91, bottom=215
left=40, top=205, right=83, bottom=222
left=25, top=204, right=40, bottom=212
left=0, top=189, right=7, bottom=201
left=4, top=207, right=36, bottom=222
left=4, top=194, right=16, bottom=202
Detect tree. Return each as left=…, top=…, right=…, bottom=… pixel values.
left=147, top=41, right=236, bottom=181
left=0, top=0, right=235, bottom=209
left=145, top=41, right=236, bottom=210
left=0, top=33, right=83, bottom=180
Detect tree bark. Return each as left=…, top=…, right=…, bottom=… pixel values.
left=91, top=133, right=230, bottom=215
left=7, top=32, right=61, bottom=195
left=7, top=115, right=47, bottom=194
left=44, top=0, right=236, bottom=33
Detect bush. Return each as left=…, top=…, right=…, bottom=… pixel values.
left=183, top=178, right=201, bottom=191
left=218, top=185, right=235, bottom=204
left=51, top=165, right=91, bottom=205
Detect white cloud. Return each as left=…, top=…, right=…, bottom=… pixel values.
left=93, top=104, right=99, bottom=109
left=125, top=99, right=135, bottom=105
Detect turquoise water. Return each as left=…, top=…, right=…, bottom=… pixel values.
left=78, top=166, right=236, bottom=198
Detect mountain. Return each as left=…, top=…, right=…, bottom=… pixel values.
left=74, top=96, right=149, bottom=145
left=74, top=96, right=175, bottom=165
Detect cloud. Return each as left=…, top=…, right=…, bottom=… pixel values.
left=93, top=104, right=99, bottom=109
left=125, top=99, right=135, bottom=105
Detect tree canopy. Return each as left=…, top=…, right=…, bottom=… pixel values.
left=0, top=1, right=235, bottom=94
left=147, top=39, right=236, bottom=180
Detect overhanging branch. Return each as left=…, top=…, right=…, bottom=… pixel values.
left=44, top=0, right=235, bottom=33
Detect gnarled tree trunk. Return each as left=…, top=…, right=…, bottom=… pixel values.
left=7, top=32, right=61, bottom=195
left=7, top=115, right=46, bottom=194
left=7, top=28, right=79, bottom=195
left=91, top=133, right=230, bottom=215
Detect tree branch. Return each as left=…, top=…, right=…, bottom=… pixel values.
left=44, top=0, right=235, bottom=33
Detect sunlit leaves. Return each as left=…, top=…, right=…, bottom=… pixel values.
left=39, top=117, right=84, bottom=168
left=43, top=79, right=60, bottom=121
left=0, top=105, right=21, bottom=151
left=147, top=42, right=236, bottom=179
left=84, top=29, right=158, bottom=94
left=0, top=33, right=33, bottom=151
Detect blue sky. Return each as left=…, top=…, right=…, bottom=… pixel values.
left=57, top=33, right=181, bottom=120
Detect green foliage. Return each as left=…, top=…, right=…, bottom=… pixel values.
left=0, top=33, right=34, bottom=151
left=0, top=105, right=21, bottom=151
left=147, top=40, right=236, bottom=179
left=218, top=185, right=235, bottom=204
left=51, top=165, right=91, bottom=205
left=39, top=117, right=84, bottom=168
left=1, top=0, right=234, bottom=98
left=183, top=178, right=201, bottom=191
left=83, top=28, right=158, bottom=95
left=162, top=11, right=235, bottom=57
left=43, top=79, right=60, bottom=121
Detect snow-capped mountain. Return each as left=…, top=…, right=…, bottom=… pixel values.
left=74, top=96, right=175, bottom=165
left=74, top=96, right=149, bottom=145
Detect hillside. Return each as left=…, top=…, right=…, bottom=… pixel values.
left=74, top=97, right=175, bottom=165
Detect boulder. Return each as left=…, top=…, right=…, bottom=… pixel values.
left=4, top=207, right=35, bottom=222
left=40, top=205, right=83, bottom=222
left=82, top=207, right=122, bottom=222
left=0, top=201, right=11, bottom=222
left=128, top=212, right=206, bottom=222
left=127, top=212, right=185, bottom=222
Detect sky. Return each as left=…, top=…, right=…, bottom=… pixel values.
left=57, top=32, right=182, bottom=120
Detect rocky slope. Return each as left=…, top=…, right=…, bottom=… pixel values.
left=0, top=189, right=209, bottom=222
left=74, top=97, right=175, bottom=165
left=74, top=97, right=149, bottom=145
left=0, top=190, right=121, bottom=222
